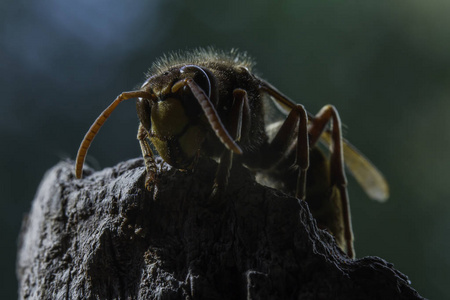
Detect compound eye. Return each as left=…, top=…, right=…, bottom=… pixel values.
left=180, top=65, right=211, bottom=98
left=136, top=97, right=152, bottom=131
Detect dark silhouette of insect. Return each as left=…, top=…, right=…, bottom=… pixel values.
left=75, top=49, right=389, bottom=258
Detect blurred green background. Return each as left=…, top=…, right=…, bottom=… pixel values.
left=2, top=0, right=449, bottom=298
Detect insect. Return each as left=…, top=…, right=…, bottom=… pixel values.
left=75, top=49, right=389, bottom=258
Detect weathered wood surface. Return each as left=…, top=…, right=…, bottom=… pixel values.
left=17, top=158, right=423, bottom=299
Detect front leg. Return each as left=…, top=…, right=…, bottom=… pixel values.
left=211, top=89, right=249, bottom=199
left=137, top=123, right=157, bottom=191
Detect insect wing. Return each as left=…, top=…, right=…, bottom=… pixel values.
left=319, top=132, right=389, bottom=202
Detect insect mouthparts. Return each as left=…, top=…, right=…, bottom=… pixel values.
left=171, top=79, right=187, bottom=94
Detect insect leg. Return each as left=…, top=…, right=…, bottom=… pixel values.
left=212, top=150, right=233, bottom=199
left=279, top=106, right=309, bottom=200
left=227, top=89, right=248, bottom=143
left=137, top=123, right=157, bottom=191
left=211, top=89, right=249, bottom=198
left=309, top=105, right=354, bottom=258
left=256, top=105, right=310, bottom=200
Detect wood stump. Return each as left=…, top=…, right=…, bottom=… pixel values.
left=17, top=158, right=423, bottom=299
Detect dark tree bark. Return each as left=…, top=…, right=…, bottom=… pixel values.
left=17, top=158, right=424, bottom=299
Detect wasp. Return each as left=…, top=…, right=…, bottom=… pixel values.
left=75, top=49, right=389, bottom=258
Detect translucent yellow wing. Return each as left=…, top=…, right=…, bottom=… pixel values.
left=320, top=132, right=389, bottom=201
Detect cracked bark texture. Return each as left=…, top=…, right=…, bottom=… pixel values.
left=17, top=158, right=424, bottom=299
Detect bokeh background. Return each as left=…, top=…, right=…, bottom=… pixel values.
left=2, top=0, right=449, bottom=298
